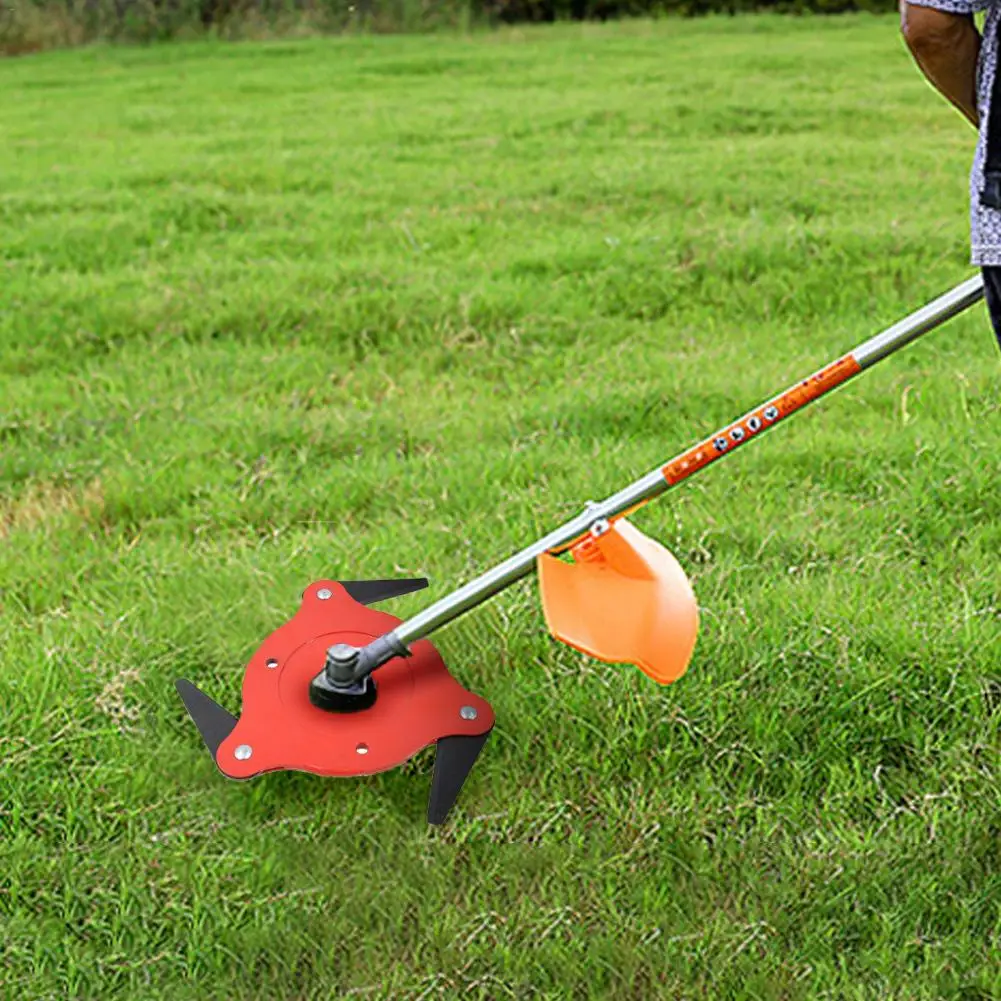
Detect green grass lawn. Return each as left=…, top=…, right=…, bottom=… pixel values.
left=2, top=14, right=1001, bottom=999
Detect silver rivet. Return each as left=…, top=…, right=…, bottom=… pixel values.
left=459, top=705, right=478, bottom=721
left=234, top=744, right=253, bottom=760
left=317, top=588, right=332, bottom=600
left=589, top=518, right=610, bottom=538
left=266, top=658, right=278, bottom=670
left=356, top=743, right=369, bottom=755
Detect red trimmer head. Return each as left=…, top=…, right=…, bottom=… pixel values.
left=176, top=578, right=494, bottom=825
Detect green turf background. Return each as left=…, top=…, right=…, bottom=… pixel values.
left=2, top=15, right=1000, bottom=1000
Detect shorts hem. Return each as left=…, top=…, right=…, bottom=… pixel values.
left=971, top=247, right=1001, bottom=267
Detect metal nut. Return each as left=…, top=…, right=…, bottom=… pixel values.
left=327, top=643, right=357, bottom=665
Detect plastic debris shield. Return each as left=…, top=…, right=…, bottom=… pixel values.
left=537, top=517, right=699, bottom=684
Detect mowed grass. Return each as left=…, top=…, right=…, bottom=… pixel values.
left=2, top=14, right=1001, bottom=999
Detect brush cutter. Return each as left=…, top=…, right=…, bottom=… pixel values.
left=178, top=274, right=984, bottom=824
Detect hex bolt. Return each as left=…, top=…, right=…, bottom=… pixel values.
left=234, top=744, right=253, bottom=760
left=459, top=705, right=478, bottom=721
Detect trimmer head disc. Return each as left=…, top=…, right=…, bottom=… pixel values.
left=176, top=578, right=494, bottom=825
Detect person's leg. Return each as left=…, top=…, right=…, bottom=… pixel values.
left=980, top=266, right=1001, bottom=354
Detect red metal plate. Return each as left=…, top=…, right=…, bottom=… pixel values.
left=215, top=581, right=493, bottom=778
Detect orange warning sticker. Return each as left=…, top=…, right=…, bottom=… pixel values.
left=661, top=354, right=861, bottom=486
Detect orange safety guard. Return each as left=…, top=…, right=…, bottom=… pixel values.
left=537, top=517, right=699, bottom=685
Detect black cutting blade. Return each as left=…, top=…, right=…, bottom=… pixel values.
left=338, top=578, right=428, bottom=606
left=427, top=731, right=491, bottom=826
left=176, top=679, right=238, bottom=762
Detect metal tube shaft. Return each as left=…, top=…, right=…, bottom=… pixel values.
left=363, top=273, right=985, bottom=668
